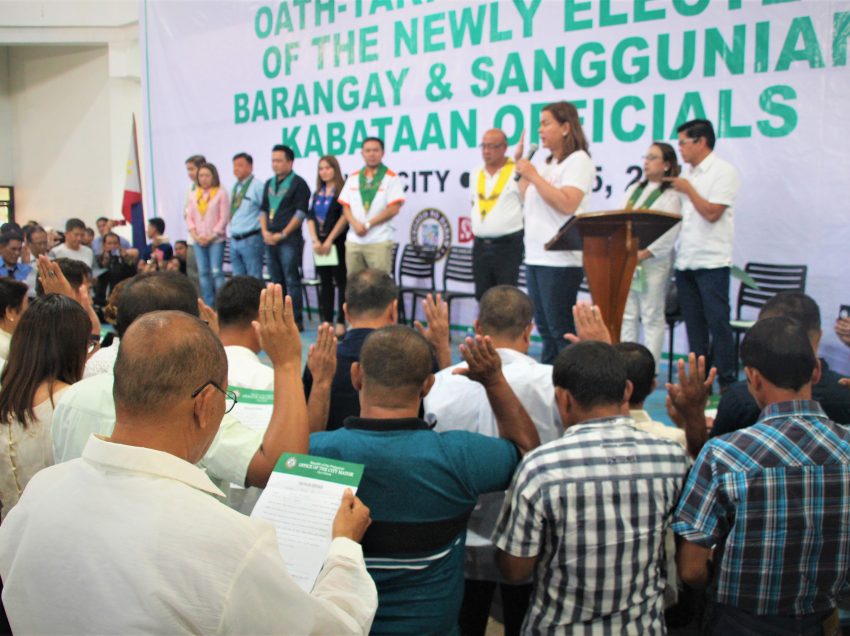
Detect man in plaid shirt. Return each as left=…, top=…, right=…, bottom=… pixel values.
left=493, top=341, right=690, bottom=634
left=674, top=316, right=850, bottom=635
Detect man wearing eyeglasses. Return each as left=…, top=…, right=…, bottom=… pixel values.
left=470, top=129, right=524, bottom=300
left=0, top=308, right=378, bottom=634
left=664, top=119, right=741, bottom=390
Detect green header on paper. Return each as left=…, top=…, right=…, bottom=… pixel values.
left=274, top=453, right=364, bottom=488
left=229, top=385, right=274, bottom=405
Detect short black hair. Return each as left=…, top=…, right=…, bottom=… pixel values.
left=741, top=316, right=816, bottom=391
left=116, top=271, right=199, bottom=338
left=96, top=216, right=109, bottom=224
left=65, top=218, right=86, bottom=233
left=0, top=230, right=24, bottom=246
left=84, top=228, right=95, bottom=236
left=175, top=240, right=188, bottom=249
left=478, top=286, right=533, bottom=340
left=233, top=152, right=253, bottom=165
left=216, top=276, right=265, bottom=328
left=148, top=217, right=166, bottom=235
left=185, top=155, right=206, bottom=168
left=23, top=225, right=45, bottom=242
left=36, top=258, right=91, bottom=295
left=360, top=325, right=432, bottom=394
left=362, top=137, right=385, bottom=151
left=553, top=341, right=627, bottom=409
left=677, top=119, right=716, bottom=150
left=614, top=342, right=655, bottom=406
left=0, top=279, right=28, bottom=316
left=272, top=144, right=295, bottom=162
left=0, top=222, right=21, bottom=234
left=758, top=292, right=820, bottom=338
left=345, top=269, right=396, bottom=318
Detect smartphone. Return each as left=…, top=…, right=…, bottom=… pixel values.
left=839, top=305, right=850, bottom=321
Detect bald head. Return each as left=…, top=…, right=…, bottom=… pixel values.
left=481, top=129, right=508, bottom=169
left=114, top=311, right=227, bottom=416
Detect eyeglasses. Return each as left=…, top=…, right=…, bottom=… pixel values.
left=191, top=380, right=238, bottom=414
left=677, top=138, right=698, bottom=146
left=643, top=154, right=662, bottom=161
left=479, top=143, right=506, bottom=150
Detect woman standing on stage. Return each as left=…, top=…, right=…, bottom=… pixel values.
left=306, top=155, right=348, bottom=337
left=515, top=101, right=595, bottom=364
left=186, top=162, right=230, bottom=307
left=620, top=142, right=682, bottom=374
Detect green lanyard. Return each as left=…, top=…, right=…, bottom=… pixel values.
left=268, top=173, right=295, bottom=220
left=231, top=175, right=254, bottom=214
left=358, top=164, right=388, bottom=213
left=625, top=182, right=665, bottom=210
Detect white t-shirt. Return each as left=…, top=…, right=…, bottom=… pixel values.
left=470, top=162, right=523, bottom=238
left=225, top=346, right=274, bottom=392
left=339, top=168, right=405, bottom=245
left=84, top=339, right=119, bottom=378
left=49, top=243, right=94, bottom=268
left=621, top=181, right=682, bottom=262
left=523, top=150, right=595, bottom=267
left=674, top=152, right=741, bottom=270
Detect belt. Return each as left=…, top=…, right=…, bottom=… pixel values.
left=475, top=229, right=524, bottom=245
left=231, top=229, right=261, bottom=241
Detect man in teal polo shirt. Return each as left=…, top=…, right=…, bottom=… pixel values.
left=309, top=326, right=539, bottom=635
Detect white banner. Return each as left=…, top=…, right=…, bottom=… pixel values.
left=141, top=0, right=850, bottom=371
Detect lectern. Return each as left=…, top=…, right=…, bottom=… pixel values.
left=545, top=210, right=681, bottom=343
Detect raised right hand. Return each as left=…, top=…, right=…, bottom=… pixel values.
left=252, top=284, right=301, bottom=368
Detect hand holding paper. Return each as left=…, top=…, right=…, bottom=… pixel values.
left=332, top=489, right=372, bottom=542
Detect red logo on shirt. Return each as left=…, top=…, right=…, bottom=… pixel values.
left=458, top=217, right=473, bottom=243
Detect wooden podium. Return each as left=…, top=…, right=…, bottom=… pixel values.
left=545, top=210, right=681, bottom=343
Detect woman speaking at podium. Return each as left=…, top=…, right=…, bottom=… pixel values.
left=515, top=101, right=594, bottom=364
left=621, top=142, right=682, bottom=374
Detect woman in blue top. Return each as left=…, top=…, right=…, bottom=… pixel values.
left=307, top=156, right=348, bottom=336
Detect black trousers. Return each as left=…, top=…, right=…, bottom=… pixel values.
left=316, top=239, right=346, bottom=324
left=472, top=230, right=524, bottom=301
left=459, top=579, right=532, bottom=636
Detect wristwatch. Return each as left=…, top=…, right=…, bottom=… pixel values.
left=364, top=221, right=372, bottom=231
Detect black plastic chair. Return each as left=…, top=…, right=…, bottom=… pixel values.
left=300, top=265, right=321, bottom=320
left=517, top=262, right=527, bottom=291
left=731, top=262, right=807, bottom=373
left=664, top=275, right=683, bottom=383
left=397, top=245, right=437, bottom=324
left=390, top=242, right=399, bottom=283
left=415, top=246, right=475, bottom=327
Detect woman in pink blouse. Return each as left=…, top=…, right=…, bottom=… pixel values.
left=186, top=163, right=230, bottom=306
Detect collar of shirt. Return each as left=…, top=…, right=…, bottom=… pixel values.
left=338, top=328, right=374, bottom=355
left=224, top=345, right=264, bottom=368
left=758, top=399, right=828, bottom=423
left=496, top=347, right=539, bottom=367
left=567, top=415, right=635, bottom=433
left=689, top=151, right=717, bottom=177
left=343, top=416, right=433, bottom=432
left=82, top=435, right=225, bottom=497
left=629, top=409, right=652, bottom=423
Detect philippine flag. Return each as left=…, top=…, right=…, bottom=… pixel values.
left=122, top=117, right=146, bottom=249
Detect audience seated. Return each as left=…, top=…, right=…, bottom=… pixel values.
left=303, top=268, right=448, bottom=431
left=22, top=225, right=49, bottom=295
left=0, top=279, right=28, bottom=359
left=493, top=341, right=690, bottom=633
left=48, top=218, right=94, bottom=268
left=0, top=231, right=30, bottom=283
left=309, top=325, right=539, bottom=635
left=217, top=276, right=274, bottom=391
left=674, top=317, right=850, bottom=633
left=84, top=278, right=131, bottom=378
left=0, top=295, right=90, bottom=520
left=423, top=285, right=561, bottom=636
left=712, top=292, right=850, bottom=436
left=52, top=276, right=309, bottom=493
left=0, top=310, right=378, bottom=634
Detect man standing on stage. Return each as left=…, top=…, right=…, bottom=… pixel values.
left=470, top=129, right=524, bottom=300
left=229, top=152, right=265, bottom=280
left=665, top=119, right=741, bottom=389
left=260, top=144, right=310, bottom=330
left=340, top=137, right=404, bottom=276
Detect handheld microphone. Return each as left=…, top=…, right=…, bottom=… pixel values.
left=514, top=143, right=539, bottom=181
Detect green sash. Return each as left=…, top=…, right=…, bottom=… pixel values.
left=267, top=172, right=295, bottom=220
left=625, top=182, right=665, bottom=210
left=358, top=164, right=388, bottom=213
left=231, top=175, right=254, bottom=214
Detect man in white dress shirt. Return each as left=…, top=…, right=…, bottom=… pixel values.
left=217, top=276, right=274, bottom=391
left=423, top=285, right=562, bottom=635
left=469, top=129, right=524, bottom=300
left=665, top=119, right=741, bottom=389
left=0, top=309, right=378, bottom=635
left=53, top=276, right=310, bottom=493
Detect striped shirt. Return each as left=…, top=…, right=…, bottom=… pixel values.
left=673, top=400, right=850, bottom=615
left=493, top=416, right=689, bottom=634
